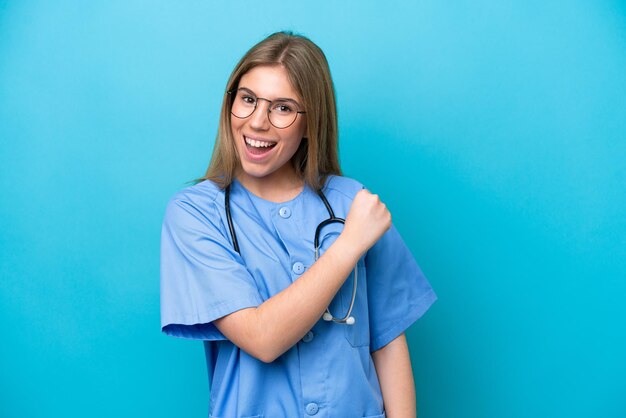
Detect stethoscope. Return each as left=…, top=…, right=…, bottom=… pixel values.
left=225, top=184, right=357, bottom=325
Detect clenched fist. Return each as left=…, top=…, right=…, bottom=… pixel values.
left=341, top=189, right=392, bottom=257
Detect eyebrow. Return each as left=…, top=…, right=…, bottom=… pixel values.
left=238, top=87, right=301, bottom=105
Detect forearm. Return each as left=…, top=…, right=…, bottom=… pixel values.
left=372, top=333, right=416, bottom=418
left=214, top=234, right=362, bottom=362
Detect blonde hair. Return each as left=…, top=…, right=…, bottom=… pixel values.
left=200, top=31, right=341, bottom=190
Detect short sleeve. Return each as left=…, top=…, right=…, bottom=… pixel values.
left=160, top=197, right=263, bottom=340
left=366, top=225, right=437, bottom=351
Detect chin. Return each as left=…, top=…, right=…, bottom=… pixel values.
left=239, top=164, right=274, bottom=180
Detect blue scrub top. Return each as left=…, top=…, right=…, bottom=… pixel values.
left=160, top=175, right=436, bottom=418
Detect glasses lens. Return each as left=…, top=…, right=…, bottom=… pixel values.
left=269, top=100, right=298, bottom=129
left=231, top=90, right=256, bottom=119
left=230, top=89, right=302, bottom=128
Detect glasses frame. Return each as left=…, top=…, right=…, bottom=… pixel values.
left=227, top=88, right=306, bottom=129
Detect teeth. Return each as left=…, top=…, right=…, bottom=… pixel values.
left=245, top=137, right=275, bottom=148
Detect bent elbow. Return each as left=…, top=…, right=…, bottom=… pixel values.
left=214, top=308, right=289, bottom=363
left=256, top=351, right=279, bottom=364
left=240, top=332, right=287, bottom=363
left=247, top=343, right=284, bottom=363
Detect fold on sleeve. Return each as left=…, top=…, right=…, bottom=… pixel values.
left=160, top=197, right=263, bottom=340
left=366, top=225, right=437, bottom=352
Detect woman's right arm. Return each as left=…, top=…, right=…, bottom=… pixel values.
left=213, top=189, right=391, bottom=363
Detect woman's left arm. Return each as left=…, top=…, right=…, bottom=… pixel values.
left=371, top=333, right=416, bottom=418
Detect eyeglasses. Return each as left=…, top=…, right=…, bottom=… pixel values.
left=228, top=88, right=306, bottom=129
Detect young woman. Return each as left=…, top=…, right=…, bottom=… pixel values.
left=160, top=31, right=436, bottom=418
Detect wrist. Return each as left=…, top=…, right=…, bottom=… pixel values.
left=334, top=233, right=366, bottom=263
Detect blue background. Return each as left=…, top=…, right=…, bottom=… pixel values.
left=1, top=1, right=625, bottom=417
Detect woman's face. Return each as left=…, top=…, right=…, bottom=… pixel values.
left=230, top=65, right=307, bottom=187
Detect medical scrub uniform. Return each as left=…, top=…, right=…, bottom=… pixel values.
left=160, top=175, right=436, bottom=418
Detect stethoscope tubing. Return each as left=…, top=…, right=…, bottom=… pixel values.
left=225, top=185, right=240, bottom=253
left=225, top=184, right=357, bottom=325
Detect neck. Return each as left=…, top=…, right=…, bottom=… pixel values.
left=236, top=168, right=305, bottom=203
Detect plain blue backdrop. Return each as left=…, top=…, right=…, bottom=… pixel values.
left=1, top=1, right=625, bottom=417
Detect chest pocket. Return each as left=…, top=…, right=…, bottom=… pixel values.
left=340, top=260, right=370, bottom=347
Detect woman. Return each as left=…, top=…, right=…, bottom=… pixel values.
left=161, top=31, right=436, bottom=418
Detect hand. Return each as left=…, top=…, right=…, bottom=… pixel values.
left=341, top=189, right=392, bottom=256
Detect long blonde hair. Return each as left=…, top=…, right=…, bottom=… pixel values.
left=200, top=31, right=341, bottom=190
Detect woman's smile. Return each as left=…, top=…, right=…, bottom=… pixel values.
left=230, top=65, right=307, bottom=189
left=243, top=134, right=277, bottom=157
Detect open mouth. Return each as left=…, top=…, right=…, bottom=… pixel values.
left=244, top=136, right=277, bottom=155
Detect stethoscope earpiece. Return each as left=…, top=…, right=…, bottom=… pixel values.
left=322, top=310, right=356, bottom=325
left=314, top=190, right=358, bottom=327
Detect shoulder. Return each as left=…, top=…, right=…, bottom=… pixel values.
left=163, top=180, right=224, bottom=226
left=323, top=174, right=365, bottom=200
left=168, top=179, right=222, bottom=206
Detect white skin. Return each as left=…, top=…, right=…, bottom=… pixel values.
left=217, top=64, right=415, bottom=417
left=231, top=65, right=307, bottom=202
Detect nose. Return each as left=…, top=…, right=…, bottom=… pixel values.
left=249, top=99, right=271, bottom=130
